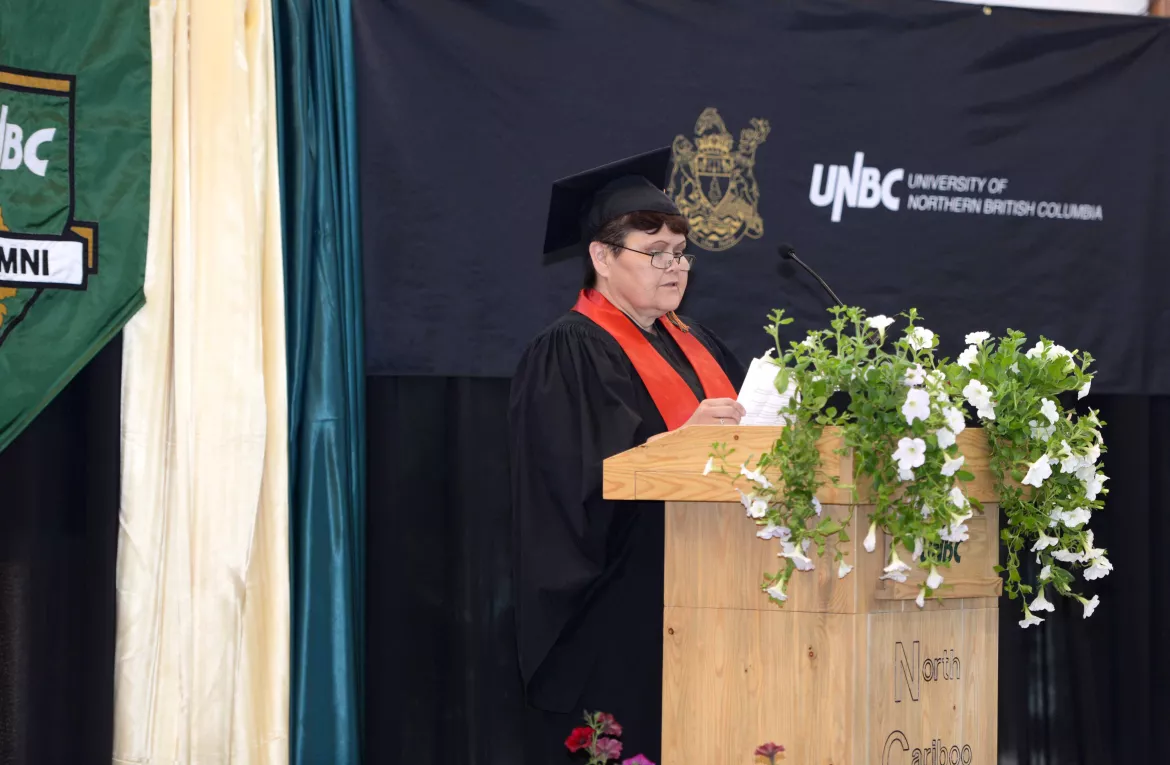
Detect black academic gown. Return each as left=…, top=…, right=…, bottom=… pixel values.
left=509, top=311, right=745, bottom=764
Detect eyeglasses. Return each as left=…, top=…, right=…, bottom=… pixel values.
left=609, top=244, right=696, bottom=271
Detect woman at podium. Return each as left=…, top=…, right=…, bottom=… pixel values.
left=509, top=148, right=746, bottom=761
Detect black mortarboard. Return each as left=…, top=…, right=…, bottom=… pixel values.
left=542, top=147, right=679, bottom=263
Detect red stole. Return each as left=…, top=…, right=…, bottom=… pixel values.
left=571, top=289, right=737, bottom=430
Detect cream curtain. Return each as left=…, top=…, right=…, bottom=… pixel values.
left=113, top=0, right=289, bottom=762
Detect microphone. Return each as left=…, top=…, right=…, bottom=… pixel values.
left=777, top=242, right=844, bottom=307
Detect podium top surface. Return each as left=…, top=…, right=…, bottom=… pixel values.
left=602, top=425, right=997, bottom=504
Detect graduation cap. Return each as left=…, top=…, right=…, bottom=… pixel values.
left=542, top=146, right=680, bottom=263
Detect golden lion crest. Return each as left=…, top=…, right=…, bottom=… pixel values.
left=668, top=108, right=770, bottom=252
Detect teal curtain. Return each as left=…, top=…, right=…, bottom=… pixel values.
left=273, top=0, right=365, bottom=762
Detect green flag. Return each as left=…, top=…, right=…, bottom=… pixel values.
left=0, top=2, right=150, bottom=451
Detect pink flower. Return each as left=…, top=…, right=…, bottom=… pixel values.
left=596, top=712, right=623, bottom=737
left=594, top=736, right=623, bottom=761
left=622, top=756, right=656, bottom=765
left=755, top=742, right=786, bottom=763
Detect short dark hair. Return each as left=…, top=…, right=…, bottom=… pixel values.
left=584, top=211, right=690, bottom=288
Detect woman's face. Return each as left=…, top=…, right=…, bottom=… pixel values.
left=591, top=226, right=689, bottom=320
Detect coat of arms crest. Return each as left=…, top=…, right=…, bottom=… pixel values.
left=668, top=107, right=770, bottom=252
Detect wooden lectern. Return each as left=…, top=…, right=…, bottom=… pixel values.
left=603, top=425, right=1000, bottom=765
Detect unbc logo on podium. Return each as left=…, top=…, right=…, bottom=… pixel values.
left=0, top=66, right=98, bottom=344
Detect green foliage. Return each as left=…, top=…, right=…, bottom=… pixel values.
left=713, top=307, right=1110, bottom=625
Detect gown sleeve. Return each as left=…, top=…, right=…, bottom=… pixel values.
left=508, top=319, right=645, bottom=708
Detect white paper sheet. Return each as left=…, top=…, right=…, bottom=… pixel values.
left=736, top=351, right=796, bottom=426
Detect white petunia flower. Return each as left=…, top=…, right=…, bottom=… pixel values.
left=1010, top=361, right=1020, bottom=374
left=907, top=326, right=935, bottom=351
left=941, top=454, right=965, bottom=477
left=912, top=537, right=924, bottom=561
left=1030, top=420, right=1056, bottom=442
left=1031, top=533, right=1058, bottom=552
left=943, top=406, right=966, bottom=435
left=898, top=466, right=915, bottom=482
left=949, top=487, right=969, bottom=509
left=1083, top=473, right=1108, bottom=501
left=1022, top=456, right=1054, bottom=488
left=781, top=540, right=815, bottom=571
left=1052, top=548, right=1084, bottom=563
left=740, top=464, right=773, bottom=489
left=801, top=336, right=818, bottom=348
left=893, top=437, right=927, bottom=470
left=1058, top=441, right=1081, bottom=474
left=1039, top=398, right=1059, bottom=425
left=812, top=497, right=823, bottom=516
left=738, top=490, right=768, bottom=519
left=940, top=515, right=971, bottom=543
left=1027, top=340, right=1073, bottom=363
left=916, top=588, right=926, bottom=608
left=863, top=521, right=877, bottom=553
left=926, top=566, right=944, bottom=590
left=756, top=523, right=791, bottom=540
left=904, top=364, right=926, bottom=386
left=1082, top=444, right=1101, bottom=467
left=921, top=504, right=934, bottom=520
left=880, top=569, right=909, bottom=583
left=1019, top=609, right=1044, bottom=628
left=962, top=380, right=996, bottom=420
left=1030, top=589, right=1056, bottom=613
left=962, top=379, right=991, bottom=406
left=1059, top=507, right=1092, bottom=528
left=703, top=457, right=715, bottom=476
left=766, top=581, right=788, bottom=602
left=957, top=346, right=978, bottom=369
left=965, top=331, right=991, bottom=345
left=1075, top=463, right=1096, bottom=483
left=1078, top=380, right=1092, bottom=400
left=1039, top=565, right=1052, bottom=581
left=1080, top=594, right=1100, bottom=618
left=1082, top=530, right=1105, bottom=559
left=901, top=389, right=931, bottom=425
left=941, top=525, right=970, bottom=544
left=1084, top=555, right=1112, bottom=581
left=838, top=559, right=853, bottom=579
left=867, top=315, right=895, bottom=337
left=935, top=428, right=956, bottom=449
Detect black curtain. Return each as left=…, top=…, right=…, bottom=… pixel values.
left=0, top=337, right=121, bottom=765
left=367, top=377, right=1170, bottom=765
left=366, top=377, right=524, bottom=764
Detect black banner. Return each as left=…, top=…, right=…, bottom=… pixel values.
left=355, top=0, right=1170, bottom=393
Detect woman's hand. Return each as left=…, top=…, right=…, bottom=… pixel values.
left=684, top=398, right=746, bottom=427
